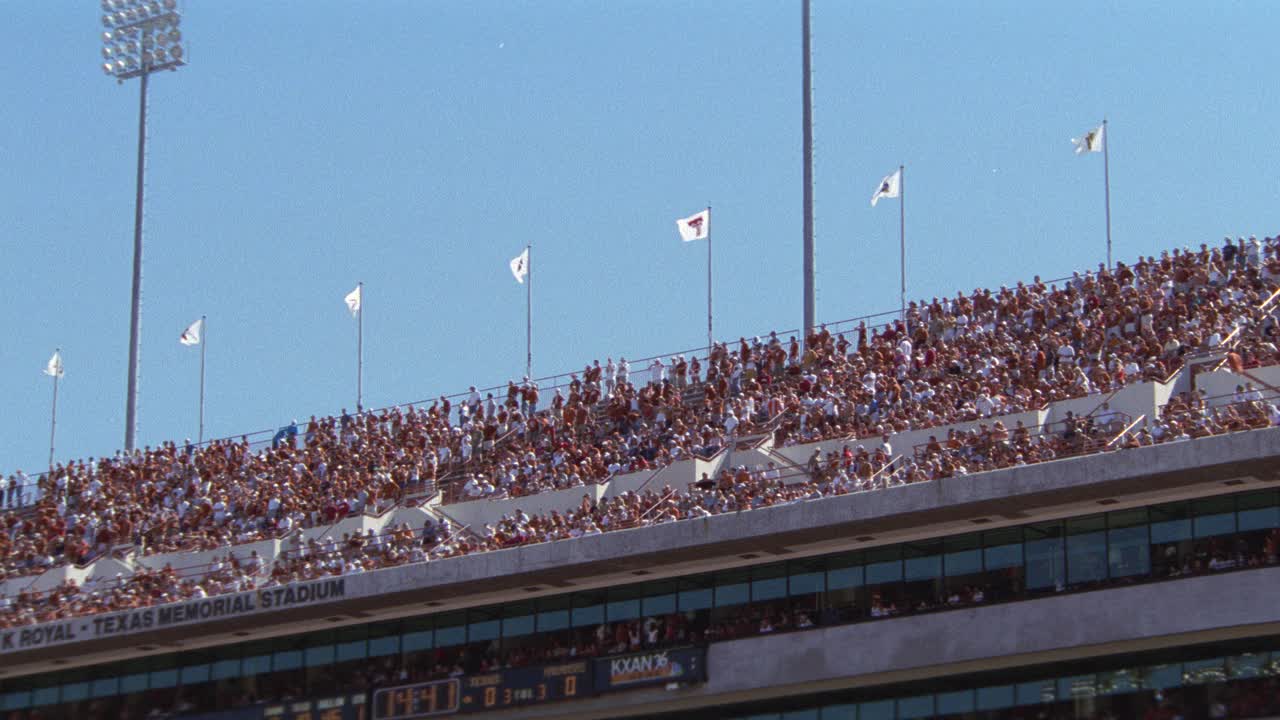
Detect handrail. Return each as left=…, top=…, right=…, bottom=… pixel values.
left=1105, top=414, right=1147, bottom=449
left=866, top=454, right=903, bottom=490
left=1259, top=286, right=1280, bottom=314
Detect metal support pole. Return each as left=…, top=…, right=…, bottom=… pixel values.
left=706, top=207, right=713, bottom=349
left=124, top=69, right=148, bottom=452
left=356, top=282, right=364, bottom=412
left=801, top=0, right=815, bottom=341
left=899, top=164, right=906, bottom=324
left=198, top=315, right=206, bottom=444
left=1102, top=118, right=1112, bottom=269
left=49, top=351, right=60, bottom=471
left=525, top=245, right=532, bottom=379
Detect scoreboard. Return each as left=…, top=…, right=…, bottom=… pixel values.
left=371, top=647, right=704, bottom=718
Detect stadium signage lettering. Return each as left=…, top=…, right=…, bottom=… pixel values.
left=1, top=578, right=346, bottom=653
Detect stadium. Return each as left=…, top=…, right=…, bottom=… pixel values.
left=6, top=3, right=1280, bottom=720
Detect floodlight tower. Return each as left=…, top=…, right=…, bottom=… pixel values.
left=99, top=0, right=186, bottom=451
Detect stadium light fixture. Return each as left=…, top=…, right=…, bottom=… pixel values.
left=100, top=0, right=187, bottom=451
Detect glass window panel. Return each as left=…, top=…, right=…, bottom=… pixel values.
left=403, top=630, right=433, bottom=652
left=715, top=583, right=750, bottom=608
left=643, top=594, right=677, bottom=616
left=976, top=685, right=1014, bottom=710
left=537, top=609, right=570, bottom=632
left=90, top=677, right=119, bottom=698
left=897, top=695, right=934, bottom=718
left=945, top=548, right=982, bottom=576
left=1150, top=518, right=1192, bottom=544
left=212, top=659, right=241, bottom=680
left=679, top=588, right=714, bottom=611
left=468, top=620, right=500, bottom=642
left=783, top=711, right=819, bottom=720
left=369, top=634, right=400, bottom=657
left=336, top=640, right=367, bottom=662
left=61, top=682, right=88, bottom=702
left=607, top=598, right=641, bottom=620
left=937, top=689, right=974, bottom=713
left=1064, top=528, right=1106, bottom=583
left=743, top=715, right=780, bottom=720
left=984, top=543, right=1022, bottom=570
left=180, top=664, right=211, bottom=684
left=1025, top=537, right=1065, bottom=590
left=1108, top=525, right=1151, bottom=578
left=572, top=591, right=606, bottom=627
left=434, top=613, right=466, bottom=647
left=790, top=571, right=825, bottom=595
left=243, top=653, right=272, bottom=675
left=820, top=704, right=858, bottom=720
left=1194, top=497, right=1237, bottom=537
left=120, top=673, right=148, bottom=694
left=1194, top=513, right=1236, bottom=538
left=150, top=668, right=179, bottom=689
left=1183, top=658, right=1226, bottom=685
left=1238, top=506, right=1280, bottom=532
left=1107, top=507, right=1148, bottom=528
left=1143, top=664, right=1183, bottom=689
left=272, top=650, right=302, bottom=672
left=503, top=615, right=536, bottom=638
left=1016, top=679, right=1055, bottom=706
left=860, top=699, right=894, bottom=720
left=904, top=554, right=941, bottom=581
left=31, top=687, right=59, bottom=707
left=827, top=565, right=863, bottom=590
left=1066, top=515, right=1107, bottom=534
left=752, top=577, right=788, bottom=602
left=865, top=560, right=902, bottom=585
left=2, top=691, right=32, bottom=711
left=1098, top=669, right=1139, bottom=695
left=945, top=532, right=982, bottom=552
left=1229, top=653, right=1268, bottom=679
left=1057, top=674, right=1097, bottom=698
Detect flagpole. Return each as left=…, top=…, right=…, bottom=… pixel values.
left=198, top=315, right=206, bottom=445
left=706, top=206, right=713, bottom=350
left=899, top=165, right=906, bottom=325
left=526, top=244, right=532, bottom=379
left=48, top=349, right=60, bottom=471
left=1102, top=118, right=1112, bottom=269
left=357, top=281, right=364, bottom=413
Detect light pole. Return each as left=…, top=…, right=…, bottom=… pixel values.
left=99, top=0, right=186, bottom=451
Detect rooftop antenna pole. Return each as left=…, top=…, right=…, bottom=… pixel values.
left=801, top=0, right=815, bottom=343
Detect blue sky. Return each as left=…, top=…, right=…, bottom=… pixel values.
left=2, top=1, right=1278, bottom=472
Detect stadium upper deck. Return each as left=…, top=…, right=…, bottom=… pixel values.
left=2, top=234, right=1280, bottom=637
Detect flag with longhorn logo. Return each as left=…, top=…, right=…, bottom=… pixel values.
left=179, top=318, right=204, bottom=346
left=676, top=209, right=710, bottom=242
left=1073, top=123, right=1105, bottom=155
left=44, top=350, right=64, bottom=378
left=510, top=247, right=530, bottom=284
left=344, top=285, right=362, bottom=316
left=870, top=169, right=902, bottom=207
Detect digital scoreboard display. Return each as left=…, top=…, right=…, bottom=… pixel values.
left=457, top=660, right=590, bottom=713
left=372, top=679, right=461, bottom=719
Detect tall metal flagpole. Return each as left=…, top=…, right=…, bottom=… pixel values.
left=198, top=315, right=206, bottom=444
left=357, top=282, right=364, bottom=413
left=1102, top=118, right=1112, bottom=269
left=899, top=165, right=906, bottom=324
left=526, top=245, right=532, bottom=379
left=801, top=0, right=815, bottom=340
left=706, top=206, right=713, bottom=349
left=49, top=349, right=60, bottom=471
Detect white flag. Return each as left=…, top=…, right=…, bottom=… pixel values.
left=676, top=209, right=710, bottom=242
left=44, top=350, right=64, bottom=378
left=179, top=318, right=203, bottom=346
left=870, top=169, right=902, bottom=207
left=510, top=247, right=529, bottom=284
left=344, top=285, right=362, bottom=316
left=1072, top=123, right=1105, bottom=155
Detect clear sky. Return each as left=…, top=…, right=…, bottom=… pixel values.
left=3, top=1, right=1278, bottom=473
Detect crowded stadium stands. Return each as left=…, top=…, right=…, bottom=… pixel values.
left=2, top=234, right=1279, bottom=631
